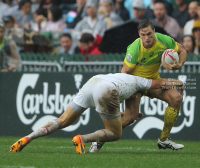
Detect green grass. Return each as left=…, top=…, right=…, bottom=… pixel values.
left=0, top=137, right=200, bottom=168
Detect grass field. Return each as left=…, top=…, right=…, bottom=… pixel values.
left=0, top=137, right=200, bottom=168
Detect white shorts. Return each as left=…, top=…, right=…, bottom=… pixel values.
left=73, top=77, right=120, bottom=117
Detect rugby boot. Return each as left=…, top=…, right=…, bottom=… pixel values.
left=72, top=135, right=86, bottom=154
left=89, top=141, right=104, bottom=153
left=158, top=138, right=184, bottom=150
left=10, top=137, right=30, bottom=152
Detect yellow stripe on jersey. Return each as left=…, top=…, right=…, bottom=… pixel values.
left=124, top=58, right=136, bottom=68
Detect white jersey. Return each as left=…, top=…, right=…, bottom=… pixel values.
left=73, top=73, right=152, bottom=117
left=93, top=73, right=152, bottom=102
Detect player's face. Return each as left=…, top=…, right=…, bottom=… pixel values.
left=154, top=3, right=166, bottom=20
left=138, top=26, right=155, bottom=48
left=182, top=36, right=193, bottom=53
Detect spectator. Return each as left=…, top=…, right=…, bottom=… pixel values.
left=16, top=0, right=34, bottom=27
left=2, top=15, right=15, bottom=29
left=171, top=0, right=191, bottom=29
left=67, top=0, right=88, bottom=29
left=113, top=0, right=130, bottom=21
left=3, top=0, right=19, bottom=17
left=79, top=33, right=102, bottom=59
left=0, top=0, right=8, bottom=20
left=26, top=8, right=48, bottom=31
left=0, top=22, right=21, bottom=72
left=182, top=35, right=195, bottom=54
left=99, top=0, right=124, bottom=27
left=146, top=0, right=173, bottom=20
left=183, top=1, right=198, bottom=35
left=125, top=0, right=151, bottom=19
left=132, top=0, right=147, bottom=20
left=60, top=33, right=80, bottom=54
left=192, top=20, right=200, bottom=55
left=43, top=6, right=64, bottom=32
left=39, top=0, right=60, bottom=9
left=152, top=1, right=182, bottom=42
left=74, top=0, right=108, bottom=38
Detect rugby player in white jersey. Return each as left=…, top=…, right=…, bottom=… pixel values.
left=10, top=73, right=183, bottom=153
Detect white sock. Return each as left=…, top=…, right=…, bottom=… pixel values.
left=82, top=129, right=117, bottom=143
left=27, top=120, right=60, bottom=141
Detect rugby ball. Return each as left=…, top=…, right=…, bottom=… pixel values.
left=161, top=49, right=179, bottom=64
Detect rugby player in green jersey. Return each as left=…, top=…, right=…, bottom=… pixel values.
left=90, top=20, right=187, bottom=152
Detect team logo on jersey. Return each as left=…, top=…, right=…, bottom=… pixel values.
left=127, top=53, right=132, bottom=62
left=140, top=58, right=146, bottom=63
left=158, top=52, right=163, bottom=57
left=149, top=52, right=154, bottom=57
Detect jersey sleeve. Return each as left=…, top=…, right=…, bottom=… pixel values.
left=137, top=76, right=152, bottom=90
left=156, top=33, right=179, bottom=52
left=124, top=38, right=140, bottom=68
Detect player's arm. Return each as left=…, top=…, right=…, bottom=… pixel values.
left=121, top=63, right=134, bottom=74
left=151, top=79, right=184, bottom=94
left=172, top=43, right=187, bottom=69
left=121, top=39, right=140, bottom=74
left=163, top=43, right=187, bottom=70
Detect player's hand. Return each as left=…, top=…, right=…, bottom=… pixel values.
left=163, top=58, right=182, bottom=70
left=171, top=58, right=182, bottom=70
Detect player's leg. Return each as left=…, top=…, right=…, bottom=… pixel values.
left=82, top=115, right=122, bottom=143
left=73, top=114, right=122, bottom=154
left=89, top=92, right=143, bottom=153
left=10, top=102, right=85, bottom=152
left=121, top=92, right=142, bottom=128
left=147, top=87, right=184, bottom=150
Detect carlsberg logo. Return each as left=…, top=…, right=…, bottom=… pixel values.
left=16, top=74, right=90, bottom=132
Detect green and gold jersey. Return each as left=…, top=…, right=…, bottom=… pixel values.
left=124, top=33, right=179, bottom=79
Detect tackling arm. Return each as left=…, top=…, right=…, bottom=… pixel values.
left=151, top=79, right=184, bottom=94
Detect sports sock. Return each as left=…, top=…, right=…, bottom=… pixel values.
left=27, top=120, right=60, bottom=141
left=82, top=129, right=117, bottom=143
left=160, top=106, right=180, bottom=141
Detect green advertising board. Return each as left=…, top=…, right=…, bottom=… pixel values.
left=0, top=72, right=199, bottom=140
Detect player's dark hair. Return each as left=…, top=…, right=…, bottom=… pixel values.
left=49, top=6, right=62, bottom=22
left=154, top=0, right=166, bottom=10
left=60, top=33, right=72, bottom=40
left=137, top=20, right=154, bottom=31
left=182, top=35, right=195, bottom=53
left=79, top=33, right=94, bottom=44
left=198, top=1, right=200, bottom=6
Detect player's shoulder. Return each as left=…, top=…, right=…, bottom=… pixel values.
left=127, top=38, right=141, bottom=51
left=155, top=32, right=176, bottom=46
left=155, top=32, right=171, bottom=40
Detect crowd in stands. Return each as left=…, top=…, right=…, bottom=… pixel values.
left=0, top=0, right=200, bottom=71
